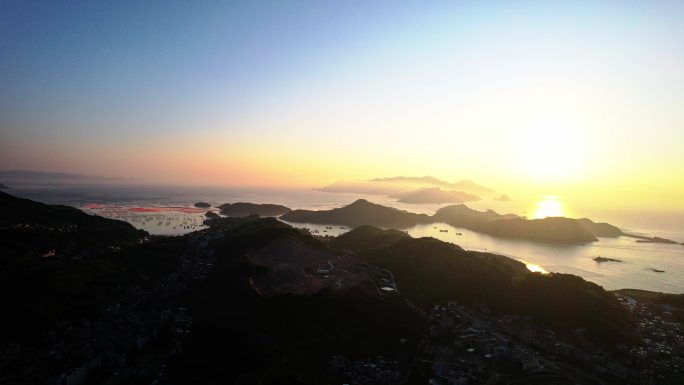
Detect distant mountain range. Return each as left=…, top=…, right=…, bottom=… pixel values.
left=371, top=176, right=498, bottom=195
left=317, top=175, right=500, bottom=203
left=282, top=199, right=626, bottom=244
left=391, top=187, right=481, bottom=204
left=0, top=170, right=126, bottom=182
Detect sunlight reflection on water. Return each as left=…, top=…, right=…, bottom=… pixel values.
left=518, top=259, right=549, bottom=274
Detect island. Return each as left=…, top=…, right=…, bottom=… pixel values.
left=218, top=202, right=291, bottom=217
left=392, top=187, right=481, bottom=204
left=0, top=182, right=8, bottom=189
left=205, top=211, right=220, bottom=219
left=194, top=201, right=212, bottom=208
left=495, top=194, right=512, bottom=201
left=594, top=256, right=622, bottom=263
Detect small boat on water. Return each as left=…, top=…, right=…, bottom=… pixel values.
left=439, top=229, right=448, bottom=233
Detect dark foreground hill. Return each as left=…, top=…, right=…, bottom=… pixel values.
left=330, top=225, right=410, bottom=252
left=175, top=219, right=424, bottom=383
left=0, top=193, right=659, bottom=384
left=350, top=232, right=633, bottom=347
left=0, top=191, right=145, bottom=265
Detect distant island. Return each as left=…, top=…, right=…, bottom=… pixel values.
left=194, top=201, right=212, bottom=208
left=0, top=182, right=7, bottom=189
left=392, top=187, right=481, bottom=204
left=594, top=256, right=622, bottom=263
left=0, top=169, right=125, bottom=182
left=204, top=211, right=220, bottom=219
left=495, top=194, right=512, bottom=201
left=316, top=175, right=501, bottom=203
left=218, top=202, right=291, bottom=217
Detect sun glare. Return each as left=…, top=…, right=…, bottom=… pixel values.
left=532, top=196, right=565, bottom=218
left=515, top=119, right=584, bottom=182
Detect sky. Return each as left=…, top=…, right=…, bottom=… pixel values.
left=1, top=1, right=683, bottom=210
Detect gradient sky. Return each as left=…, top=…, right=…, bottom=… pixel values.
left=1, top=1, right=683, bottom=209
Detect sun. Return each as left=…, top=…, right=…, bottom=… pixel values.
left=532, top=195, right=565, bottom=218
left=514, top=118, right=584, bottom=182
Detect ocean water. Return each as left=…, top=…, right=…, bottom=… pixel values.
left=5, top=182, right=684, bottom=293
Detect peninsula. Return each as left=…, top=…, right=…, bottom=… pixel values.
left=594, top=256, right=622, bottom=263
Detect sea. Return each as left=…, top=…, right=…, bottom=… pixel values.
left=6, top=182, right=684, bottom=294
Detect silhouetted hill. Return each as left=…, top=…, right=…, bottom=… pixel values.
left=0, top=191, right=145, bottom=263
left=0, top=182, right=7, bottom=189
left=0, top=192, right=176, bottom=351
left=194, top=201, right=211, bottom=208
left=435, top=206, right=612, bottom=243
left=176, top=218, right=424, bottom=383
left=281, top=199, right=431, bottom=228
left=392, top=187, right=481, bottom=204
left=475, top=217, right=598, bottom=244
left=218, top=202, right=291, bottom=217
left=576, top=218, right=623, bottom=237
left=433, top=204, right=520, bottom=226
left=361, top=237, right=633, bottom=347
left=330, top=225, right=410, bottom=252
